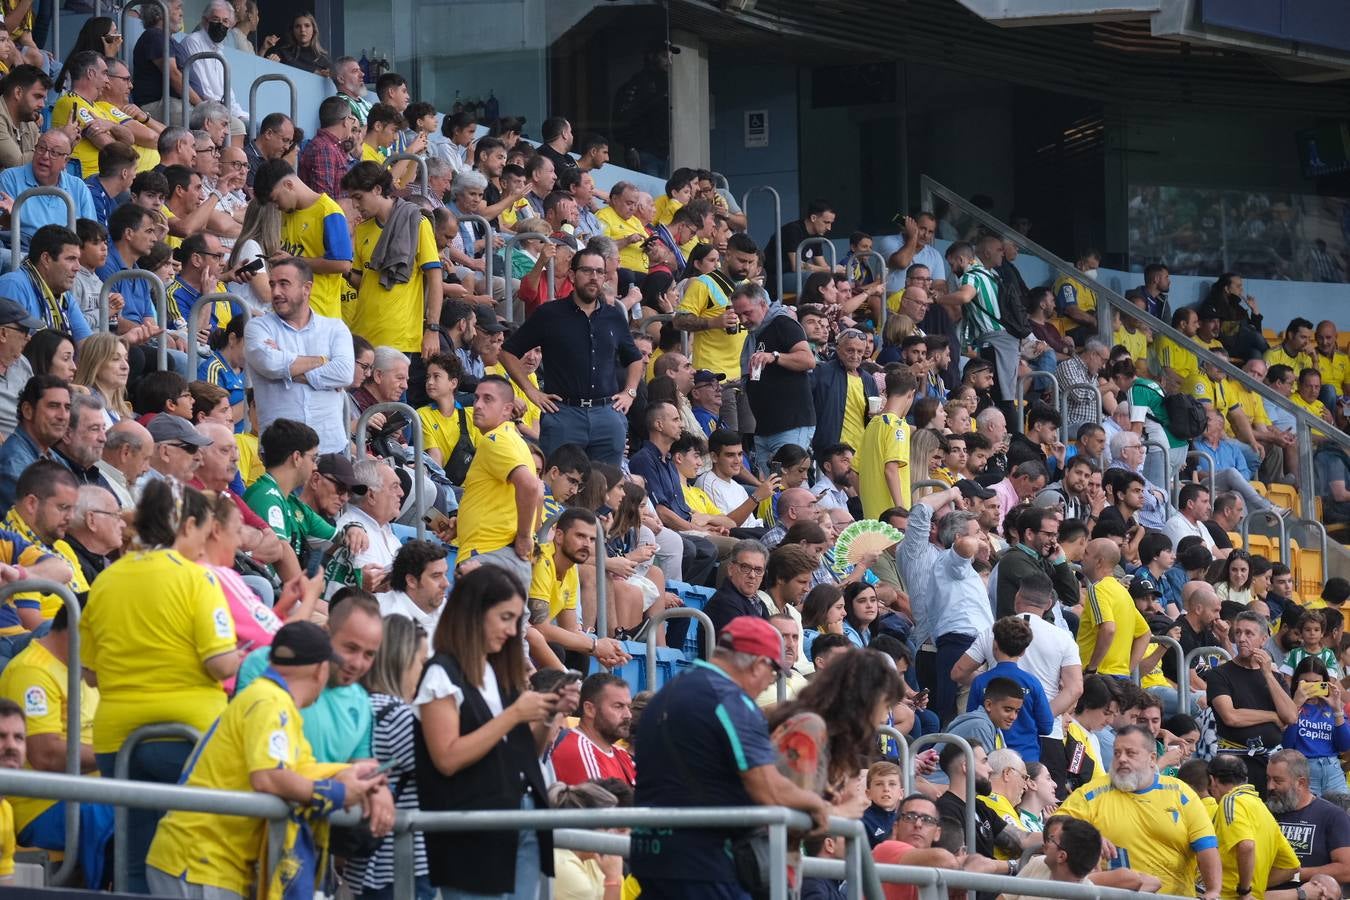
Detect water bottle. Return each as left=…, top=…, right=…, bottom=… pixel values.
left=750, top=342, right=766, bottom=381
left=358, top=49, right=370, bottom=82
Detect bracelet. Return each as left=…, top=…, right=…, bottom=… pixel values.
left=1238, top=888, right=1252, bottom=896
left=1007, top=859, right=1020, bottom=876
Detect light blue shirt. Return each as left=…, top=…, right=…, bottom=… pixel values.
left=1265, top=397, right=1296, bottom=433
left=244, top=308, right=355, bottom=454
left=872, top=237, right=946, bottom=294
left=931, top=539, right=995, bottom=640
left=237, top=648, right=372, bottom=763
left=0, top=268, right=92, bottom=342
left=0, top=164, right=98, bottom=251
left=1191, top=436, right=1253, bottom=479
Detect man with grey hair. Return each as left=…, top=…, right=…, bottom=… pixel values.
left=731, top=283, right=816, bottom=474
left=182, top=0, right=247, bottom=131
left=419, top=156, right=453, bottom=209
left=354, top=345, right=409, bottom=415
left=331, top=56, right=372, bottom=123
left=95, top=419, right=152, bottom=508
left=156, top=126, right=195, bottom=168
left=704, top=539, right=770, bottom=638
left=1208, top=609, right=1298, bottom=789
left=188, top=103, right=230, bottom=149
left=64, top=484, right=123, bottom=582
left=1056, top=337, right=1108, bottom=436
left=1267, top=749, right=1350, bottom=883
left=598, top=180, right=648, bottom=273
left=448, top=169, right=506, bottom=301
left=1106, top=429, right=1171, bottom=529
left=975, top=406, right=1009, bottom=475
left=336, top=458, right=404, bottom=582
left=57, top=51, right=130, bottom=179
left=758, top=486, right=818, bottom=550
left=54, top=390, right=110, bottom=489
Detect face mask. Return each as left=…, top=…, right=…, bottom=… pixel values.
left=1083, top=268, right=1099, bottom=281
left=206, top=21, right=229, bottom=43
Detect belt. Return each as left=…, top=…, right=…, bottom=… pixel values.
left=558, top=396, right=614, bottom=408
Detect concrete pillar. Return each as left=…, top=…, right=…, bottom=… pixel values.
left=669, top=29, right=710, bottom=169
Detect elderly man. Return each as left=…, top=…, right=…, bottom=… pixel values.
left=1059, top=724, right=1220, bottom=899
left=98, top=57, right=163, bottom=167
left=732, top=285, right=816, bottom=472
left=704, top=539, right=770, bottom=636
left=245, top=112, right=293, bottom=188
left=1192, top=409, right=1282, bottom=521
left=330, top=56, right=371, bottom=124
left=351, top=346, right=410, bottom=429
left=0, top=132, right=98, bottom=251
left=1267, top=749, right=1350, bottom=885
left=53, top=391, right=111, bottom=489
left=336, top=459, right=404, bottom=583
left=809, top=326, right=877, bottom=456
left=988, top=459, right=1047, bottom=533
left=95, top=419, right=152, bottom=508
left=182, top=1, right=248, bottom=129
left=1106, top=430, right=1170, bottom=530
left=136, top=413, right=209, bottom=491
left=758, top=486, right=818, bottom=551
left=63, top=485, right=123, bottom=583
left=1056, top=338, right=1108, bottom=437
left=1207, top=610, right=1299, bottom=790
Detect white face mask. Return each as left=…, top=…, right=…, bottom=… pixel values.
left=1083, top=268, right=1099, bottom=281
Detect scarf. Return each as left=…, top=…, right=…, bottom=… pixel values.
left=21, top=259, right=66, bottom=335
left=696, top=271, right=733, bottom=308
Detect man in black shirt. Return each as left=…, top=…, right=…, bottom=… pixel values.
left=763, top=199, right=836, bottom=299
left=1267, top=749, right=1350, bottom=884
left=537, top=116, right=578, bottom=175
left=934, top=742, right=1033, bottom=877
left=1205, top=609, right=1299, bottom=792
left=731, top=284, right=817, bottom=475
left=702, top=540, right=770, bottom=652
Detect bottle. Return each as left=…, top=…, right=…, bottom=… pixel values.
left=725, top=310, right=740, bottom=336
left=750, top=342, right=766, bottom=381
left=358, top=49, right=370, bottom=82
left=484, top=89, right=499, bottom=121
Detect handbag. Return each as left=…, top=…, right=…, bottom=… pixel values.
left=444, top=405, right=476, bottom=485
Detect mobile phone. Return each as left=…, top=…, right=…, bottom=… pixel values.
left=596, top=503, right=613, bottom=518
left=1308, top=681, right=1331, bottom=698
left=374, top=758, right=398, bottom=775
left=237, top=256, right=266, bottom=275
left=768, top=461, right=783, bottom=477
left=423, top=508, right=453, bottom=530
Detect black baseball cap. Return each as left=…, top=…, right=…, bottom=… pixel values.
left=955, top=478, right=995, bottom=501
left=694, top=369, right=725, bottom=386
left=1129, top=575, right=1162, bottom=599
left=317, top=453, right=367, bottom=496
left=270, top=621, right=340, bottom=667
left=475, top=308, right=505, bottom=334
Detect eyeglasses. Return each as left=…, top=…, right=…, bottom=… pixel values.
left=574, top=266, right=605, bottom=276
left=196, top=145, right=222, bottom=156
left=760, top=657, right=783, bottom=676
left=169, top=442, right=200, bottom=454
left=33, top=146, right=70, bottom=159
left=88, top=509, right=121, bottom=518
left=897, top=811, right=939, bottom=827
left=196, top=250, right=226, bottom=259
left=355, top=360, right=374, bottom=375
left=733, top=562, right=766, bottom=576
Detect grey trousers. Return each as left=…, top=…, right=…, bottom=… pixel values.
left=146, top=866, right=244, bottom=900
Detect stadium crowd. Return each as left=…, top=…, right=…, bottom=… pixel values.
left=0, top=2, right=1348, bottom=899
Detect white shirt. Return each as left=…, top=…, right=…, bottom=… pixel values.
left=181, top=30, right=248, bottom=121
left=694, top=470, right=761, bottom=528
left=336, top=504, right=401, bottom=572
left=1162, top=512, right=1215, bottom=551
left=379, top=589, right=444, bottom=638
left=413, top=660, right=503, bottom=718
left=809, top=475, right=850, bottom=511
left=964, top=611, right=1081, bottom=738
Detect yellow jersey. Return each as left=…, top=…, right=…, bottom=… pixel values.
left=418, top=403, right=479, bottom=467
left=683, top=483, right=721, bottom=517
left=94, top=101, right=160, bottom=172
left=0, top=532, right=56, bottom=637
left=979, top=792, right=1022, bottom=860
left=486, top=363, right=541, bottom=433
left=360, top=142, right=385, bottom=164
left=858, top=412, right=910, bottom=519
left=529, top=543, right=580, bottom=622
left=1229, top=379, right=1271, bottom=429
left=235, top=431, right=264, bottom=486
left=1212, top=784, right=1300, bottom=899
left=1157, top=336, right=1199, bottom=383
left=677, top=273, right=745, bottom=380
left=653, top=194, right=681, bottom=227
left=1113, top=326, right=1147, bottom=363
left=147, top=671, right=346, bottom=896
left=348, top=213, right=441, bottom=352
left=280, top=193, right=352, bottom=319
left=1078, top=576, right=1148, bottom=677
left=1292, top=392, right=1332, bottom=422
left=1314, top=351, right=1350, bottom=394
left=596, top=206, right=648, bottom=273
left=0, top=800, right=12, bottom=879
left=840, top=373, right=866, bottom=450
left=455, top=421, right=535, bottom=562
left=1265, top=345, right=1314, bottom=376
left=1052, top=272, right=1097, bottom=335
left=51, top=90, right=121, bottom=178
left=1059, top=773, right=1216, bottom=897
left=80, top=549, right=236, bottom=753
left=0, top=639, right=98, bottom=832
left=1183, top=373, right=1239, bottom=418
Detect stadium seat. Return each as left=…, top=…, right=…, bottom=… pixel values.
left=1244, top=534, right=1274, bottom=560
left=1265, top=483, right=1299, bottom=512
left=1340, top=332, right=1350, bottom=352
left=1251, top=483, right=1268, bottom=498
left=1293, top=544, right=1323, bottom=598
left=1227, top=532, right=1244, bottom=551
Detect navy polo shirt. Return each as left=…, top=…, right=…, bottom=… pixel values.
left=502, top=295, right=642, bottom=402
left=629, top=440, right=692, bottom=520
left=632, top=659, right=777, bottom=885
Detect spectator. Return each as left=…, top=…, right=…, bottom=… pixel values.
left=0, top=225, right=93, bottom=345
left=377, top=539, right=447, bottom=634
left=1267, top=749, right=1350, bottom=883
left=131, top=0, right=202, bottom=120
left=244, top=112, right=294, bottom=188
left=693, top=428, right=778, bottom=529
left=735, top=284, right=816, bottom=470
left=94, top=418, right=151, bottom=507
left=859, top=367, right=917, bottom=520
left=329, top=56, right=371, bottom=123
left=335, top=459, right=404, bottom=579
left=453, top=374, right=541, bottom=585
left=181, top=1, right=247, bottom=127
left=809, top=326, right=876, bottom=457
left=674, top=232, right=759, bottom=423
left=243, top=258, right=355, bottom=453
left=0, top=133, right=98, bottom=252
left=146, top=621, right=389, bottom=899
left=941, top=239, right=1019, bottom=414
left=1055, top=338, right=1108, bottom=437
left=704, top=539, right=770, bottom=636
left=990, top=505, right=1079, bottom=619
left=3, top=459, right=86, bottom=622
left=1207, top=752, right=1301, bottom=899
left=1280, top=657, right=1349, bottom=797
left=632, top=615, right=829, bottom=894
left=1078, top=537, right=1149, bottom=679
left=529, top=507, right=628, bottom=668
left=1164, top=482, right=1220, bottom=553
left=990, top=460, right=1048, bottom=534
left=1207, top=610, right=1299, bottom=789
left=0, top=374, right=70, bottom=508
left=252, top=159, right=354, bottom=319
left=553, top=673, right=635, bottom=787
left=414, top=566, right=561, bottom=896
left=0, top=64, right=48, bottom=169
left=63, top=484, right=122, bottom=583
left=810, top=442, right=857, bottom=513
left=263, top=12, right=331, bottom=75
left=757, top=611, right=810, bottom=705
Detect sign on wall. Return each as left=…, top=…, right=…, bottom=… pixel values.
left=745, top=110, right=769, bottom=148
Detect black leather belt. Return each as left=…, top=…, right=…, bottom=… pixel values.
left=558, top=396, right=613, bottom=408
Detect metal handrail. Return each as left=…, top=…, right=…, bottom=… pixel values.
left=1140, top=438, right=1171, bottom=505
left=794, top=237, right=838, bottom=301
left=634, top=312, right=692, bottom=357
left=186, top=292, right=246, bottom=377
left=499, top=232, right=545, bottom=327
left=856, top=248, right=890, bottom=335
left=383, top=152, right=428, bottom=195
left=111, top=723, right=202, bottom=893
left=1291, top=518, right=1330, bottom=584
left=1183, top=644, right=1233, bottom=673
left=923, top=174, right=1350, bottom=521
left=1135, top=632, right=1183, bottom=691
left=711, top=171, right=729, bottom=191
left=456, top=213, right=495, bottom=302
left=594, top=518, right=608, bottom=652
left=181, top=51, right=232, bottom=146
left=10, top=187, right=76, bottom=272
left=120, top=1, right=170, bottom=110
left=877, top=724, right=913, bottom=795
left=1182, top=448, right=1219, bottom=508
left=742, top=185, right=783, bottom=302
left=906, top=732, right=976, bottom=854
left=805, top=858, right=1193, bottom=900
left=1239, top=508, right=1289, bottom=566
left=246, top=74, right=298, bottom=140
left=353, top=401, right=427, bottom=541
left=1016, top=373, right=1060, bottom=435
left=98, top=270, right=169, bottom=370
left=0, top=581, right=80, bottom=885
left=911, top=478, right=949, bottom=501
left=645, top=606, right=715, bottom=689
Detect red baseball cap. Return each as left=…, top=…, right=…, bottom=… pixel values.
left=718, top=617, right=787, bottom=669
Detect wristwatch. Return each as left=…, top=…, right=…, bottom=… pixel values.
left=1295, top=887, right=1307, bottom=900
left=772, top=350, right=781, bottom=363
left=424, top=323, right=443, bottom=333
left=625, top=388, right=637, bottom=398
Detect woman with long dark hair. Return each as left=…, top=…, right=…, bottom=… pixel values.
left=55, top=16, right=122, bottom=89
left=841, top=582, right=879, bottom=648
left=22, top=329, right=77, bottom=380
left=414, top=567, right=560, bottom=898
left=1200, top=272, right=1267, bottom=358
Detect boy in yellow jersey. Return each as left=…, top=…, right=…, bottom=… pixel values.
left=859, top=368, right=917, bottom=519
left=252, top=159, right=354, bottom=319
left=653, top=170, right=694, bottom=226
left=341, top=161, right=443, bottom=373
left=675, top=233, right=755, bottom=381
left=418, top=353, right=478, bottom=474
left=1158, top=307, right=1202, bottom=385
left=147, top=622, right=390, bottom=900
left=1059, top=725, right=1220, bottom=899
left=454, top=375, right=543, bottom=587
left=1077, top=538, right=1150, bottom=678
left=1206, top=754, right=1300, bottom=899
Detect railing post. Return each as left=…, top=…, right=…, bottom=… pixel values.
left=97, top=269, right=165, bottom=340
left=594, top=517, right=608, bottom=653
left=353, top=401, right=427, bottom=541
left=1182, top=449, right=1218, bottom=508
left=187, top=292, right=247, bottom=378
left=393, top=824, right=416, bottom=900
left=247, top=73, right=298, bottom=140
left=878, top=725, right=912, bottom=795
left=499, top=233, right=541, bottom=327
left=1293, top=518, right=1330, bottom=584
left=1298, top=421, right=1318, bottom=521
left=121, top=0, right=170, bottom=111
left=741, top=185, right=783, bottom=302
left=645, top=607, right=715, bottom=689
left=794, top=237, right=838, bottom=301
left=1147, top=635, right=1186, bottom=711
left=907, top=733, right=976, bottom=854
left=1239, top=508, right=1289, bottom=566
left=10, top=187, right=76, bottom=272
left=181, top=51, right=232, bottom=146
left=382, top=152, right=429, bottom=195
left=111, top=723, right=202, bottom=893
left=456, top=214, right=495, bottom=307
left=768, top=821, right=789, bottom=900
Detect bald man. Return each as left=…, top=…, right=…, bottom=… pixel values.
left=95, top=419, right=154, bottom=509
left=761, top=486, right=819, bottom=549
left=1076, top=538, right=1150, bottom=679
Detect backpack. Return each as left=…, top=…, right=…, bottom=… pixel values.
left=1161, top=392, right=1207, bottom=440
left=988, top=264, right=1032, bottom=339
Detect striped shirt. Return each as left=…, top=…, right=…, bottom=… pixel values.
left=343, top=693, right=429, bottom=890
left=552, top=728, right=635, bottom=786
left=957, top=262, right=1002, bottom=346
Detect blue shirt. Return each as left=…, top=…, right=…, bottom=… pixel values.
left=244, top=309, right=355, bottom=454
left=200, top=349, right=247, bottom=433
left=0, top=268, right=91, bottom=343
left=1191, top=435, right=1253, bottom=480
left=83, top=175, right=125, bottom=226
left=236, top=647, right=373, bottom=762
left=968, top=660, right=1054, bottom=762
left=0, top=427, right=52, bottom=509
left=628, top=441, right=691, bottom=520
left=0, top=164, right=98, bottom=249
left=1284, top=703, right=1350, bottom=760
left=632, top=659, right=776, bottom=884
left=862, top=803, right=897, bottom=848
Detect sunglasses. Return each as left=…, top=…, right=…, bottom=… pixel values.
left=169, top=442, right=200, bottom=454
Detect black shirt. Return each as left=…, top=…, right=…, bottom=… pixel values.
left=936, top=791, right=1003, bottom=858
left=745, top=315, right=814, bottom=434
left=503, top=296, right=642, bottom=401
left=537, top=143, right=578, bottom=176
left=1276, top=798, right=1350, bottom=871
left=484, top=182, right=502, bottom=229
left=1205, top=661, right=1283, bottom=751
left=763, top=220, right=813, bottom=296
left=1203, top=520, right=1231, bottom=550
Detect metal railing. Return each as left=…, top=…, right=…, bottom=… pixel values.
left=634, top=311, right=691, bottom=356
left=186, top=292, right=246, bottom=377
left=910, top=478, right=949, bottom=502
left=1182, top=448, right=1218, bottom=507
left=120, top=1, right=170, bottom=109
left=594, top=518, right=608, bottom=650
left=1015, top=372, right=1060, bottom=434
left=1184, top=644, right=1233, bottom=673
left=10, top=186, right=76, bottom=272
left=877, top=724, right=913, bottom=795
left=1135, top=632, right=1183, bottom=690
left=1240, top=508, right=1289, bottom=566
left=794, top=237, right=838, bottom=301
left=0, top=581, right=80, bottom=885
left=854, top=248, right=890, bottom=335
left=383, top=152, right=428, bottom=195
left=742, top=185, right=783, bottom=302
left=499, top=232, right=544, bottom=327
left=246, top=74, right=298, bottom=140
left=98, top=270, right=169, bottom=370
left=456, top=213, right=495, bottom=302
left=353, top=401, right=426, bottom=541
left=1058, top=382, right=1103, bottom=435
left=906, top=732, right=976, bottom=853
left=645, top=606, right=715, bottom=689
left=922, top=174, right=1350, bottom=521
left=112, top=722, right=202, bottom=893
left=181, top=52, right=232, bottom=145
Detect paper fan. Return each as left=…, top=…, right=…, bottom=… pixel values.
left=834, top=520, right=904, bottom=566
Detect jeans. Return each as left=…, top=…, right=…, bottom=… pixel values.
left=754, top=425, right=815, bottom=476
left=441, top=794, right=540, bottom=900
left=934, top=632, right=976, bottom=726
left=977, top=331, right=1022, bottom=403
left=539, top=404, right=627, bottom=465
left=1308, top=755, right=1350, bottom=797
left=470, top=545, right=533, bottom=590
left=96, top=739, right=195, bottom=895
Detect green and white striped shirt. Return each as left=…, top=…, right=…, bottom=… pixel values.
left=958, top=262, right=1003, bottom=346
